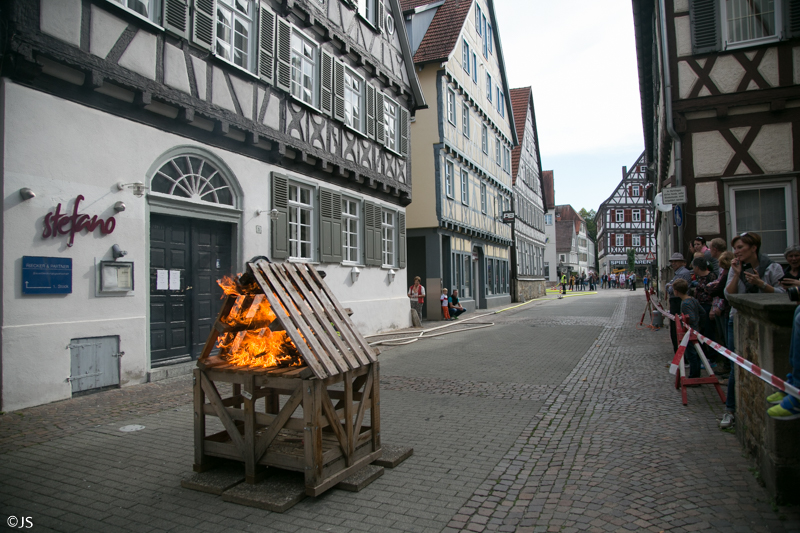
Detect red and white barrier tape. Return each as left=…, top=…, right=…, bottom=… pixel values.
left=651, top=297, right=800, bottom=401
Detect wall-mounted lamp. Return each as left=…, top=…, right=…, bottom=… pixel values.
left=111, top=244, right=128, bottom=259
left=270, top=209, right=280, bottom=221
left=117, top=181, right=147, bottom=197
left=256, top=209, right=265, bottom=216
left=350, top=266, right=361, bottom=283
left=114, top=201, right=126, bottom=212
left=388, top=269, right=396, bottom=283
left=19, top=188, right=35, bottom=201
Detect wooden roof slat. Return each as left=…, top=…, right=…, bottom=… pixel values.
left=247, top=262, right=330, bottom=379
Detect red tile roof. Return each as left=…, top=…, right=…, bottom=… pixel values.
left=509, top=87, right=530, bottom=185
left=401, top=0, right=473, bottom=64
left=542, top=170, right=555, bottom=209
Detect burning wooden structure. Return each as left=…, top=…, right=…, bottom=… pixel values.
left=193, top=259, right=381, bottom=496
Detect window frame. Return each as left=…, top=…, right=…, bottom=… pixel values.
left=341, top=196, right=361, bottom=264
left=632, top=184, right=640, bottom=197
left=480, top=182, right=487, bottom=213
left=381, top=209, right=396, bottom=267
left=632, top=234, right=641, bottom=247
left=633, top=209, right=641, bottom=222
left=357, top=0, right=380, bottom=29
left=288, top=181, right=315, bottom=261
left=108, top=0, right=163, bottom=27
left=486, top=73, right=492, bottom=103
left=215, top=0, right=258, bottom=74
left=343, top=66, right=366, bottom=134
left=445, top=159, right=454, bottom=198
left=462, top=104, right=470, bottom=138
left=460, top=169, right=470, bottom=205
left=290, top=26, right=320, bottom=109
left=721, top=0, right=781, bottom=50
left=383, top=94, right=400, bottom=154
left=726, top=178, right=796, bottom=259
left=495, top=136, right=501, bottom=165
left=615, top=210, right=624, bottom=223
left=462, top=39, right=471, bottom=74
left=447, top=89, right=457, bottom=126
left=615, top=233, right=624, bottom=247
left=481, top=124, right=488, bottom=154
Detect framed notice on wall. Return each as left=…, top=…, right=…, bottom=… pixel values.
left=22, top=256, right=72, bottom=294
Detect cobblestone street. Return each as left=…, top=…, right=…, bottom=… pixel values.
left=1, top=289, right=798, bottom=532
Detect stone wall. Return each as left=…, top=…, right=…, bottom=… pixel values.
left=728, top=293, right=799, bottom=504
left=514, top=277, right=547, bottom=302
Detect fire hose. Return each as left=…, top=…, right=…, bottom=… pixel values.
left=650, top=294, right=800, bottom=401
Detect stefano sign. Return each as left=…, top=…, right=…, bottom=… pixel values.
left=42, top=195, right=116, bottom=247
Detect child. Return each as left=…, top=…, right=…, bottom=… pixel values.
left=440, top=288, right=451, bottom=320
left=673, top=278, right=704, bottom=378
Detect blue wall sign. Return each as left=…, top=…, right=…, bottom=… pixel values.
left=22, top=256, right=72, bottom=294
left=673, top=205, right=683, bottom=227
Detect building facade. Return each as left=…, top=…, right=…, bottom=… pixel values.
left=1, top=0, right=424, bottom=411
left=554, top=205, right=590, bottom=279
left=402, top=0, right=517, bottom=315
left=595, top=152, right=656, bottom=277
left=542, top=170, right=558, bottom=282
left=633, top=0, right=800, bottom=282
left=509, top=87, right=547, bottom=280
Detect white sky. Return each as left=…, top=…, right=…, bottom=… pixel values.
left=493, top=0, right=645, bottom=213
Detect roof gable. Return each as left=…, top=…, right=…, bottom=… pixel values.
left=401, top=0, right=472, bottom=64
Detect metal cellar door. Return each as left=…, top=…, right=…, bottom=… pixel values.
left=69, top=336, right=121, bottom=394
left=150, top=214, right=232, bottom=366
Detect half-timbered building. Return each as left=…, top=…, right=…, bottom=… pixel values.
left=633, top=0, right=800, bottom=281
left=401, top=0, right=517, bottom=316
left=555, top=204, right=590, bottom=278
left=596, top=152, right=656, bottom=277
left=509, top=87, right=547, bottom=281
left=542, top=170, right=558, bottom=281
left=0, top=0, right=424, bottom=411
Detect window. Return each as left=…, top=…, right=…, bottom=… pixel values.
left=111, top=0, right=160, bottom=23
left=445, top=159, right=454, bottom=198
left=496, top=136, right=501, bottom=165
left=615, top=234, right=624, bottom=247
left=291, top=28, right=318, bottom=106
left=633, top=234, right=641, bottom=247
left=480, top=183, right=487, bottom=213
left=487, top=23, right=492, bottom=54
left=447, top=89, right=456, bottom=125
left=358, top=0, right=379, bottom=27
left=545, top=213, right=553, bottom=225
left=472, top=52, right=477, bottom=83
left=216, top=0, right=256, bottom=72
left=475, top=3, right=482, bottom=34
left=615, top=210, right=624, bottom=223
left=381, top=210, right=395, bottom=266
left=633, top=209, right=641, bottom=222
left=289, top=183, right=314, bottom=260
left=342, top=198, right=360, bottom=263
left=463, top=39, right=470, bottom=74
left=486, top=259, right=494, bottom=295
left=722, top=0, right=779, bottom=48
left=498, top=91, right=505, bottom=117
left=344, top=67, right=364, bottom=132
left=481, top=124, right=488, bottom=153
left=460, top=170, right=469, bottom=205
left=383, top=95, right=399, bottom=152
left=729, top=182, right=794, bottom=257
left=632, top=184, right=640, bottom=197
left=462, top=104, right=470, bottom=138
left=486, top=74, right=492, bottom=103
left=481, top=14, right=488, bottom=57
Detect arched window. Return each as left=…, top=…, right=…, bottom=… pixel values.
left=150, top=155, right=234, bottom=206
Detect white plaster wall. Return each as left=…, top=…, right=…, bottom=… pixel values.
left=693, top=130, right=734, bottom=177
left=749, top=122, right=793, bottom=173
left=678, top=61, right=698, bottom=99
left=709, top=55, right=745, bottom=94
left=695, top=181, right=719, bottom=207
left=2, top=82, right=409, bottom=411
left=40, top=0, right=82, bottom=47
left=696, top=211, right=721, bottom=234
left=674, top=17, right=692, bottom=58
left=544, top=221, right=557, bottom=282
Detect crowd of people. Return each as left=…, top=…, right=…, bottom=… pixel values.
left=662, top=234, right=800, bottom=427
left=407, top=276, right=467, bottom=323
left=598, top=271, right=647, bottom=290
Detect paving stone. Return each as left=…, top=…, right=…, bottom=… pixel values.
left=180, top=461, right=245, bottom=495
left=336, top=464, right=384, bottom=492
left=373, top=444, right=414, bottom=468
left=221, top=470, right=306, bottom=513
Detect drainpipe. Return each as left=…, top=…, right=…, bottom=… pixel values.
left=657, top=0, right=683, bottom=257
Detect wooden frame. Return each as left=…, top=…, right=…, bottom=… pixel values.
left=193, top=260, right=382, bottom=495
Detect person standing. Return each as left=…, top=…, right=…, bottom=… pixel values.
left=407, top=276, right=426, bottom=320
left=666, top=253, right=694, bottom=353
left=781, top=244, right=800, bottom=288
left=643, top=272, right=649, bottom=291
left=559, top=272, right=567, bottom=298
left=721, top=232, right=786, bottom=429
left=440, top=288, right=451, bottom=320
left=610, top=272, right=616, bottom=288
left=619, top=272, right=626, bottom=290
left=629, top=271, right=637, bottom=291
left=692, top=236, right=719, bottom=276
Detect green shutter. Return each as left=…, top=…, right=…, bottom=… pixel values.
left=689, top=0, right=720, bottom=54
left=785, top=0, right=800, bottom=38
left=364, top=202, right=381, bottom=266
left=258, top=2, right=276, bottom=84
left=271, top=173, right=289, bottom=260
left=377, top=0, right=384, bottom=33
left=192, top=0, right=215, bottom=51
left=398, top=212, right=406, bottom=268
left=399, top=106, right=409, bottom=157
left=320, top=49, right=334, bottom=116
left=163, top=0, right=189, bottom=39
left=320, top=188, right=343, bottom=263
left=275, top=18, right=292, bottom=93
left=375, top=91, right=385, bottom=144
left=333, top=59, right=346, bottom=122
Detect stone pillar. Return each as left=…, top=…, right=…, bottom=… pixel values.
left=727, top=293, right=799, bottom=504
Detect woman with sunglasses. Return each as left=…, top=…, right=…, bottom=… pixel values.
left=720, top=232, right=786, bottom=428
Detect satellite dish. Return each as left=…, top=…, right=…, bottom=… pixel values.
left=654, top=192, right=672, bottom=212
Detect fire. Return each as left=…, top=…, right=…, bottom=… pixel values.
left=215, top=276, right=302, bottom=369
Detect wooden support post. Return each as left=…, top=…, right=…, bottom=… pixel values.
left=303, top=380, right=321, bottom=490
left=264, top=388, right=279, bottom=414
left=193, top=368, right=213, bottom=472
left=371, top=363, right=381, bottom=451
left=344, top=370, right=354, bottom=461
left=243, top=374, right=261, bottom=484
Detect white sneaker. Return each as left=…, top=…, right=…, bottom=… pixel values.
left=720, top=412, right=734, bottom=429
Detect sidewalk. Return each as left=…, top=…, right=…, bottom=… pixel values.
left=0, top=290, right=797, bottom=532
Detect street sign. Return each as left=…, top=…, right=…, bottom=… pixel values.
left=662, top=186, right=687, bottom=204
left=22, top=256, right=72, bottom=294
left=645, top=251, right=656, bottom=261
left=502, top=211, right=515, bottom=224
left=674, top=205, right=683, bottom=227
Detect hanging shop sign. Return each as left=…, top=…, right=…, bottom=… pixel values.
left=42, top=195, right=116, bottom=246
left=22, top=256, right=72, bottom=294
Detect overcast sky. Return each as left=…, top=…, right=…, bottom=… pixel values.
left=494, top=0, right=644, bottom=213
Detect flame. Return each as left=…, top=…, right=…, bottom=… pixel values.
left=215, top=276, right=302, bottom=369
